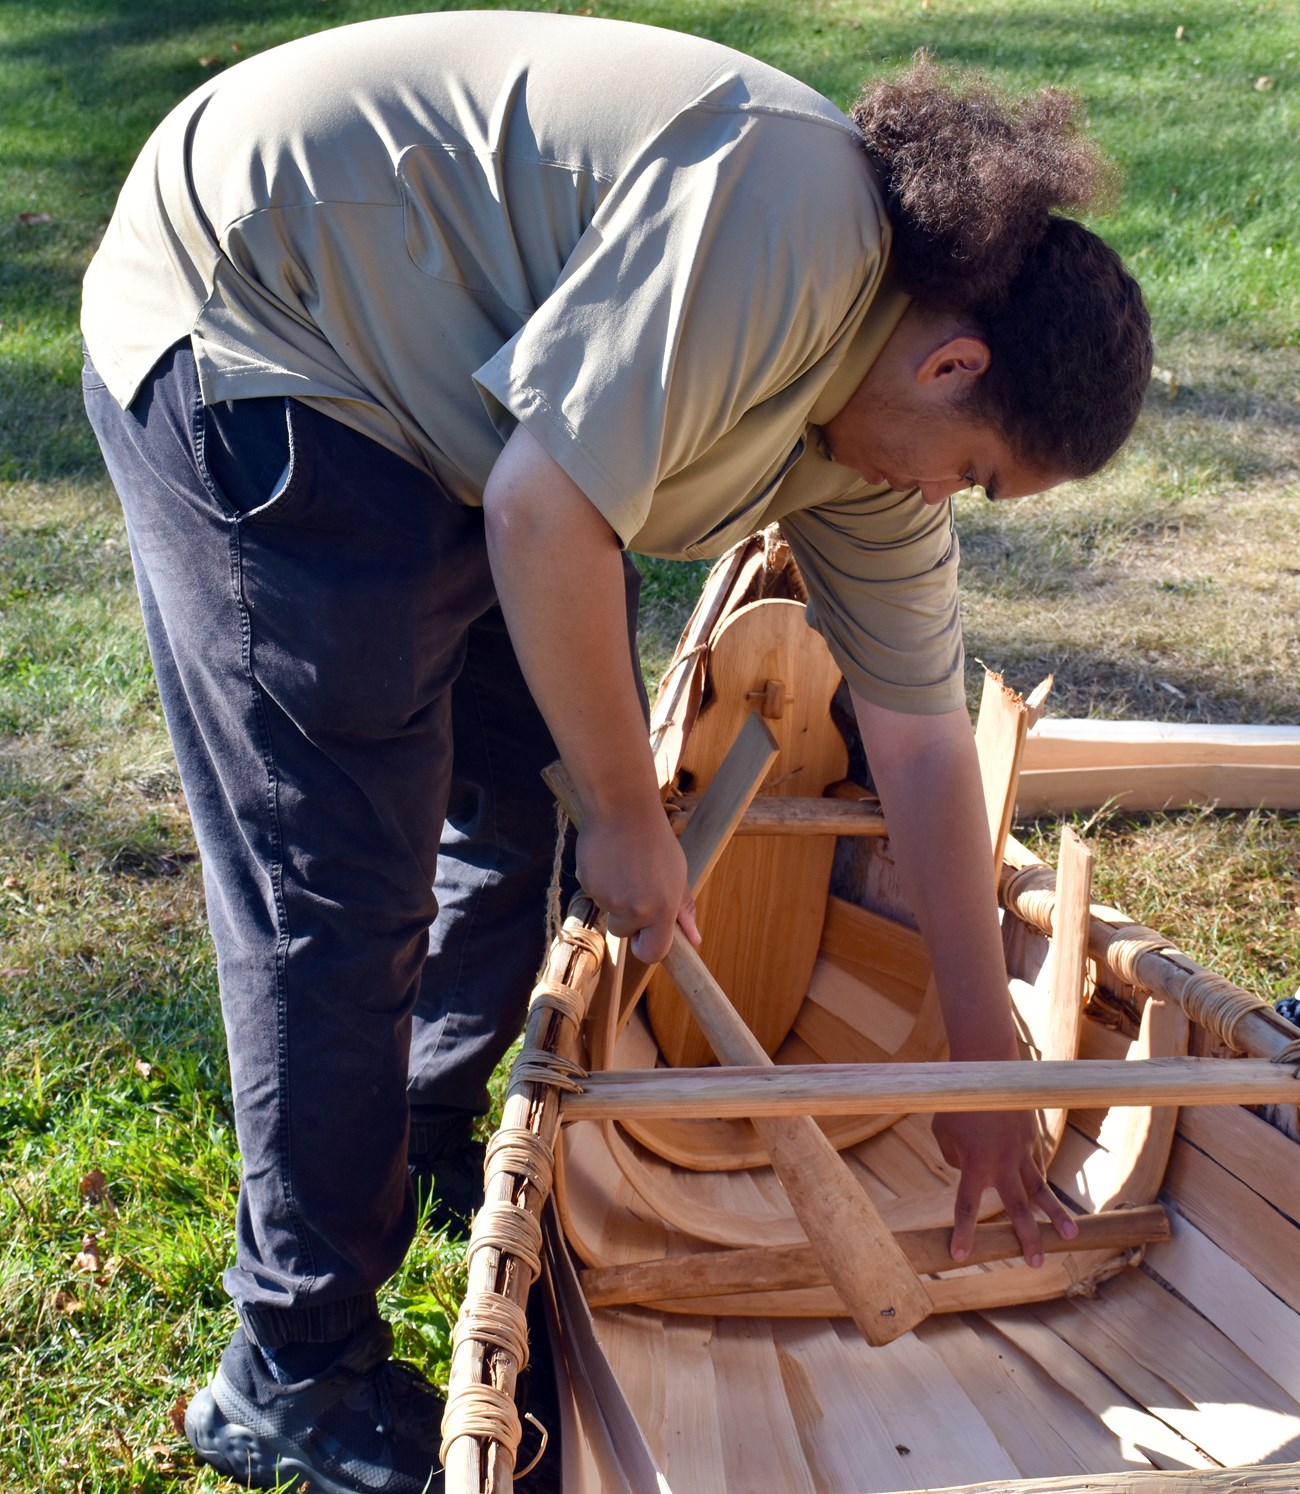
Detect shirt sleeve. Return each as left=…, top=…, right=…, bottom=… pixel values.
left=780, top=491, right=967, bottom=716
left=473, top=97, right=880, bottom=544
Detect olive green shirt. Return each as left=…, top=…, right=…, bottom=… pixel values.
left=82, top=11, right=963, bottom=712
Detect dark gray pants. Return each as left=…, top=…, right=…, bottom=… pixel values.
left=83, top=342, right=640, bottom=1347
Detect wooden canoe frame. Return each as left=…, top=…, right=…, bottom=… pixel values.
left=443, top=531, right=1300, bottom=1493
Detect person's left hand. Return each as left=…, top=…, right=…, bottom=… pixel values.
left=933, top=1107, right=1079, bottom=1266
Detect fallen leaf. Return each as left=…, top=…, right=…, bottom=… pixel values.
left=135, top=1058, right=153, bottom=1080
left=197, top=54, right=220, bottom=67
left=2, top=876, right=18, bottom=889
left=49, top=1289, right=82, bottom=1316
left=74, top=1233, right=102, bottom=1275
left=1255, top=75, right=1275, bottom=91
left=17, top=211, right=53, bottom=226
left=230, top=40, right=244, bottom=52
left=1175, top=23, right=1186, bottom=40
left=148, top=1441, right=187, bottom=1473
left=79, top=1169, right=110, bottom=1204
left=0, top=968, right=31, bottom=979
left=167, top=1394, right=188, bottom=1437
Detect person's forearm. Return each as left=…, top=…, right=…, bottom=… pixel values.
left=482, top=426, right=690, bottom=959
left=850, top=693, right=1018, bottom=1061
left=850, top=692, right=1077, bottom=1261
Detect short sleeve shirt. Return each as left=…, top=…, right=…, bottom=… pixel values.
left=82, top=11, right=964, bottom=713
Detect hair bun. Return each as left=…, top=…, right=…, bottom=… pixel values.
left=852, top=53, right=1115, bottom=309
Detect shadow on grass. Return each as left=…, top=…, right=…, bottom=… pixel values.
left=962, top=634, right=1300, bottom=724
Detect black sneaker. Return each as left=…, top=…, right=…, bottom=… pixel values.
left=408, top=1108, right=486, bottom=1239
left=184, top=1321, right=444, bottom=1493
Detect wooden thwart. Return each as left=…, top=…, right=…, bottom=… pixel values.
left=564, top=1055, right=1300, bottom=1120
left=670, top=793, right=888, bottom=837
left=579, top=1205, right=1170, bottom=1308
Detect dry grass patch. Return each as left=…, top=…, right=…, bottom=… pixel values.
left=960, top=337, right=1300, bottom=721
left=1024, top=809, right=1299, bottom=1004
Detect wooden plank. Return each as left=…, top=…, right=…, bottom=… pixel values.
left=656, top=1317, right=727, bottom=1493
left=1076, top=994, right=1190, bottom=1212
left=710, top=1317, right=818, bottom=1493
left=772, top=1318, right=1024, bottom=1491
left=1175, top=1104, right=1300, bottom=1223
left=924, top=1250, right=1126, bottom=1315
left=917, top=1465, right=1300, bottom=1492
left=1022, top=720, right=1300, bottom=772
left=975, top=669, right=1036, bottom=863
left=791, top=988, right=896, bottom=1066
left=798, top=958, right=921, bottom=1057
left=1144, top=1209, right=1300, bottom=1403
left=984, top=1309, right=1217, bottom=1472
left=772, top=1319, right=926, bottom=1491
left=670, top=793, right=889, bottom=836
left=1163, top=1135, right=1300, bottom=1316
left=596, top=1294, right=671, bottom=1470
left=641, top=1249, right=1128, bottom=1320
left=922, top=1314, right=1148, bottom=1479
left=1017, top=763, right=1300, bottom=817
left=1039, top=827, right=1092, bottom=1144
left=564, top=1057, right=1300, bottom=1120
left=816, top=894, right=930, bottom=989
left=1033, top=1271, right=1300, bottom=1465
left=580, top=1208, right=1169, bottom=1308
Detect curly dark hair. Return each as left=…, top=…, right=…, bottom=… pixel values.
left=852, top=55, right=1152, bottom=477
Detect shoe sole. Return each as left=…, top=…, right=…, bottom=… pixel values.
left=185, top=1384, right=361, bottom=1494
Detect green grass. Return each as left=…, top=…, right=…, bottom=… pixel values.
left=1, top=0, right=1298, bottom=1488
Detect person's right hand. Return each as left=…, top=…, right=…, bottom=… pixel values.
left=576, top=806, right=700, bottom=964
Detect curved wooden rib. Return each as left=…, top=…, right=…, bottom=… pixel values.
left=645, top=600, right=846, bottom=1067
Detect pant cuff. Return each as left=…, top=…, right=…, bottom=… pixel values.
left=237, top=1292, right=382, bottom=1349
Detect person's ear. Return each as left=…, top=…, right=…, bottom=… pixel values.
left=916, top=335, right=991, bottom=390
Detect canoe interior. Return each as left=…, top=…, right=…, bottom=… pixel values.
left=549, top=850, right=1300, bottom=1491
left=542, top=538, right=1300, bottom=1491
left=448, top=535, right=1299, bottom=1493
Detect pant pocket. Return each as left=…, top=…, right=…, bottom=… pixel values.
left=200, top=394, right=298, bottom=520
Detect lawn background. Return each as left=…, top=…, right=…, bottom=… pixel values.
left=1, top=1, right=1297, bottom=1488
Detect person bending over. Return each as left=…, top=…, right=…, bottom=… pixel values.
left=82, top=15, right=1150, bottom=1492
